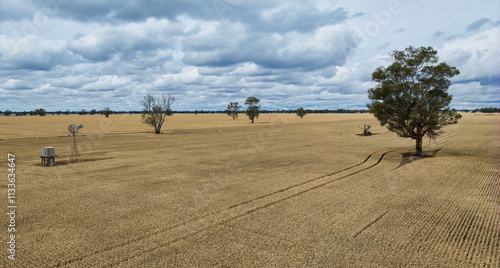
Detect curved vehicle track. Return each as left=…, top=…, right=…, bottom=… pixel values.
left=58, top=150, right=395, bottom=267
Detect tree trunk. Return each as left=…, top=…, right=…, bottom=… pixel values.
left=251, top=117, right=254, bottom=123
left=416, top=125, right=423, bottom=157
left=155, top=129, right=160, bottom=134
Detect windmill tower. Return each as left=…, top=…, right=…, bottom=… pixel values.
left=68, top=124, right=83, bottom=162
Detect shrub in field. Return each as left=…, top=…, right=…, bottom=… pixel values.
left=367, top=46, right=461, bottom=157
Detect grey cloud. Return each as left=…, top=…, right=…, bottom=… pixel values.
left=27, top=0, right=242, bottom=23
left=432, top=31, right=446, bottom=39
left=431, top=31, right=459, bottom=42
left=0, top=35, right=75, bottom=71
left=67, top=35, right=115, bottom=62
left=253, top=5, right=348, bottom=33
left=375, top=42, right=391, bottom=51
left=183, top=23, right=359, bottom=70
left=35, top=0, right=347, bottom=33
left=0, top=1, right=37, bottom=22
left=66, top=19, right=176, bottom=63
left=0, top=79, right=33, bottom=90
left=466, top=18, right=491, bottom=32
left=444, top=49, right=473, bottom=66
left=1, top=0, right=498, bottom=111
left=351, top=12, right=365, bottom=18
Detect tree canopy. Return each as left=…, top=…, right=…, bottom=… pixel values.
left=367, top=46, right=461, bottom=156
left=226, top=102, right=241, bottom=120
left=35, top=108, right=46, bottom=117
left=296, top=107, right=308, bottom=118
left=245, top=97, right=261, bottom=123
left=103, top=108, right=112, bottom=118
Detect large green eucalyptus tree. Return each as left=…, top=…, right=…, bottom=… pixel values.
left=367, top=46, right=461, bottom=157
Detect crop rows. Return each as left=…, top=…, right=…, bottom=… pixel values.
left=357, top=123, right=499, bottom=266
left=1, top=113, right=497, bottom=267
left=58, top=150, right=396, bottom=266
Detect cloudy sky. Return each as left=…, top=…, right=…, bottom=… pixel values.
left=0, top=0, right=499, bottom=111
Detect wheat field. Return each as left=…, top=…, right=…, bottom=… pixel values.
left=0, top=113, right=498, bottom=267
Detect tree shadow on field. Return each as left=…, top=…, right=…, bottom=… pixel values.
left=356, top=132, right=380, bottom=137
left=398, top=147, right=443, bottom=167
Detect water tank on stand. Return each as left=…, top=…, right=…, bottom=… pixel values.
left=42, top=147, right=56, bottom=157
left=41, top=147, right=57, bottom=166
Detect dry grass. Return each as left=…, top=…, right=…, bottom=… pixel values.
left=0, top=113, right=498, bottom=267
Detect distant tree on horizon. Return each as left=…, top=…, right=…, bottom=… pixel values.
left=103, top=108, right=112, bottom=118
left=245, top=97, right=261, bottom=123
left=367, top=46, right=461, bottom=157
left=296, top=107, right=308, bottom=119
left=4, top=110, right=12, bottom=116
left=90, top=109, right=97, bottom=115
left=64, top=109, right=70, bottom=116
left=35, top=108, right=46, bottom=117
left=226, top=102, right=241, bottom=120
left=473, top=107, right=500, bottom=113
left=141, top=94, right=175, bottom=134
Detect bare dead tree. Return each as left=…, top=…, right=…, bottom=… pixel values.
left=359, top=124, right=372, bottom=136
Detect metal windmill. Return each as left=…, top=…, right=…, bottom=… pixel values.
left=68, top=124, right=83, bottom=162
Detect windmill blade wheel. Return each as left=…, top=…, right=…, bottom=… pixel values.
left=68, top=124, right=79, bottom=135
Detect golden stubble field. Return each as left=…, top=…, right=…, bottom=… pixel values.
left=0, top=113, right=499, bottom=267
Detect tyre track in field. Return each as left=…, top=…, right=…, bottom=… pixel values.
left=227, top=153, right=374, bottom=209
left=59, top=151, right=393, bottom=267
left=72, top=122, right=482, bottom=266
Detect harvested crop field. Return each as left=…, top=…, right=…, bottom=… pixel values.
left=1, top=113, right=499, bottom=267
